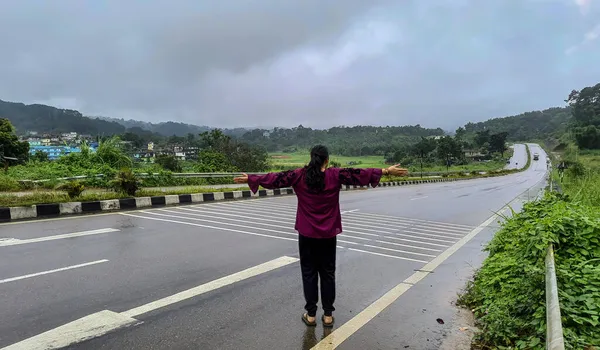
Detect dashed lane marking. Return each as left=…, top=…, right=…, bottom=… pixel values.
left=0, top=260, right=109, bottom=284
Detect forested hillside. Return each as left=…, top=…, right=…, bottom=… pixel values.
left=462, top=107, right=572, bottom=141
left=239, top=125, right=446, bottom=156
left=0, top=99, right=125, bottom=135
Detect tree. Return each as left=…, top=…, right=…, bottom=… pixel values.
left=566, top=83, right=600, bottom=149
left=411, top=137, right=437, bottom=174
left=436, top=136, right=464, bottom=170
left=489, top=132, right=509, bottom=156
left=31, top=150, right=50, bottom=162
left=573, top=125, right=600, bottom=150
left=455, top=127, right=466, bottom=140
left=474, top=130, right=491, bottom=148
left=156, top=154, right=182, bottom=172
left=198, top=129, right=269, bottom=172
left=0, top=118, right=29, bottom=170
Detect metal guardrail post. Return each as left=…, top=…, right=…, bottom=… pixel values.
left=545, top=244, right=565, bottom=350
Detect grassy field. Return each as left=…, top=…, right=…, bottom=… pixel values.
left=556, top=148, right=600, bottom=208
left=269, top=152, right=507, bottom=173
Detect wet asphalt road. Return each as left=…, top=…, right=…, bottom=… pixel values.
left=0, top=144, right=548, bottom=350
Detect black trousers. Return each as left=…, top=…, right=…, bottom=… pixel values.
left=298, top=234, right=337, bottom=317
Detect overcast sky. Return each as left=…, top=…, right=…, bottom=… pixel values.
left=1, top=0, right=599, bottom=130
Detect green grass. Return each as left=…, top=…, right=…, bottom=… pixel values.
left=555, top=148, right=600, bottom=208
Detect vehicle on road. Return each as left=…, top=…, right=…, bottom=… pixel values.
left=533, top=153, right=539, bottom=161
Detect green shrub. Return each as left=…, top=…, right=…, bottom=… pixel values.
left=0, top=175, right=20, bottom=191
left=112, top=169, right=140, bottom=196
left=57, top=181, right=85, bottom=199
left=458, top=192, right=600, bottom=349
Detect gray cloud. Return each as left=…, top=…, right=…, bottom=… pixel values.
left=0, top=0, right=599, bottom=130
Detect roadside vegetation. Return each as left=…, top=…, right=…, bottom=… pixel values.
left=458, top=83, right=600, bottom=350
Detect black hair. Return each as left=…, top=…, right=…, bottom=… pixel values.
left=304, top=145, right=329, bottom=192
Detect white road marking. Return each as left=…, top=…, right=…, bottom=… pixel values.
left=405, top=226, right=465, bottom=237
left=3, top=256, right=297, bottom=350
left=348, top=248, right=427, bottom=263
left=141, top=211, right=297, bottom=237
left=157, top=209, right=294, bottom=232
left=344, top=212, right=474, bottom=229
left=0, top=260, right=109, bottom=284
left=120, top=213, right=296, bottom=242
left=410, top=196, right=429, bottom=201
left=0, top=310, right=139, bottom=350
left=381, top=234, right=453, bottom=246
left=121, top=256, right=299, bottom=318
left=341, top=209, right=360, bottom=214
left=400, top=230, right=461, bottom=241
left=311, top=211, right=502, bottom=350
left=361, top=244, right=435, bottom=258
left=374, top=240, right=442, bottom=252
left=0, top=228, right=120, bottom=247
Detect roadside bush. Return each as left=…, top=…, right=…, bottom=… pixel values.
left=155, top=155, right=182, bottom=172
left=330, top=160, right=341, bottom=168
left=112, top=169, right=140, bottom=196
left=458, top=192, right=600, bottom=349
left=58, top=181, right=85, bottom=199
left=0, top=175, right=20, bottom=191
left=565, top=160, right=586, bottom=178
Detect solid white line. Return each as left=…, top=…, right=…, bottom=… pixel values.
left=361, top=244, right=435, bottom=258
left=311, top=212, right=501, bottom=350
left=374, top=240, right=441, bottom=252
left=410, top=196, right=429, bottom=201
left=400, top=230, right=461, bottom=241
left=344, top=214, right=471, bottom=233
left=342, top=229, right=380, bottom=237
left=157, top=208, right=294, bottom=232
left=4, top=256, right=298, bottom=350
left=0, top=310, right=139, bottom=350
left=176, top=207, right=297, bottom=225
left=384, top=232, right=456, bottom=244
left=0, top=228, right=120, bottom=247
left=344, top=212, right=474, bottom=229
left=383, top=233, right=454, bottom=248
left=0, top=260, right=109, bottom=284
left=142, top=211, right=297, bottom=237
left=351, top=215, right=472, bottom=233
left=348, top=248, right=428, bottom=263
left=341, top=209, right=360, bottom=214
left=121, top=256, right=299, bottom=318
left=120, top=213, right=296, bottom=242
left=405, top=226, right=465, bottom=237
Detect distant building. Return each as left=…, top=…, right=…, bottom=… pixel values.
left=29, top=145, right=97, bottom=160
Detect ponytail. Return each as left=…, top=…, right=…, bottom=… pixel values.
left=304, top=145, right=329, bottom=192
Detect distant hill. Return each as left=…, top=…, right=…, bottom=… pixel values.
left=0, top=99, right=126, bottom=135
left=1, top=97, right=575, bottom=145
left=96, top=116, right=213, bottom=136
left=462, top=107, right=572, bottom=142
left=0, top=99, right=244, bottom=137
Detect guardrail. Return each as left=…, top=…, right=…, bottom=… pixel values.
left=545, top=244, right=565, bottom=350
left=18, top=170, right=493, bottom=184
left=545, top=164, right=565, bottom=350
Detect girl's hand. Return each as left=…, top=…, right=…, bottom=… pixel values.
left=386, top=164, right=409, bottom=177
left=233, top=173, right=249, bottom=184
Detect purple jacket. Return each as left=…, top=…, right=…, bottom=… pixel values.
left=248, top=168, right=383, bottom=238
